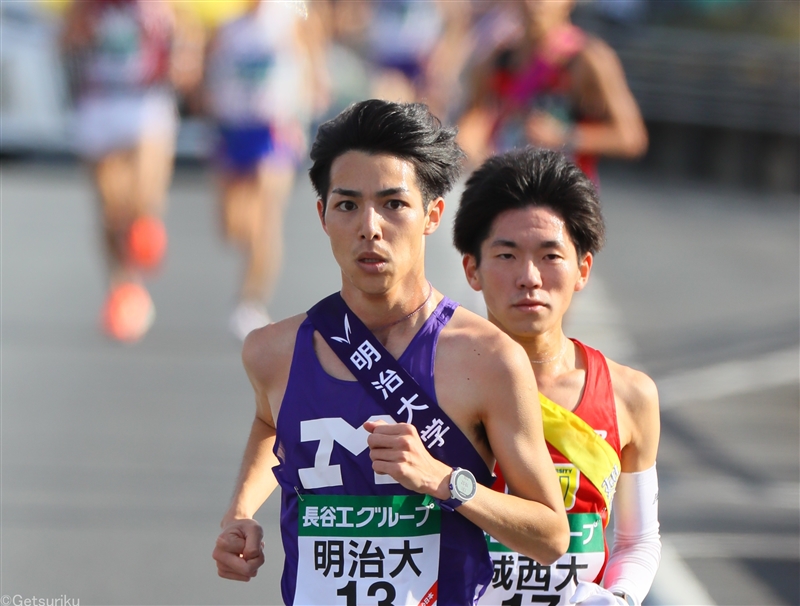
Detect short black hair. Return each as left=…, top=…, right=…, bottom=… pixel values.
left=309, top=99, right=465, bottom=212
left=453, top=148, right=605, bottom=264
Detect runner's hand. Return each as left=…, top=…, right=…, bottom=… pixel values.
left=213, top=518, right=265, bottom=581
left=525, top=110, right=570, bottom=150
left=569, top=582, right=628, bottom=605
left=364, top=420, right=452, bottom=499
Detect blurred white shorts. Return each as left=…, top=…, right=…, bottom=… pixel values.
left=73, top=88, right=177, bottom=160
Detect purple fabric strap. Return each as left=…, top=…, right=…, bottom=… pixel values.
left=307, top=292, right=492, bottom=488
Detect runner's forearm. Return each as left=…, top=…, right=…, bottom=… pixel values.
left=604, top=465, right=661, bottom=603
left=458, top=484, right=569, bottom=566
left=222, top=415, right=279, bottom=526
left=571, top=121, right=647, bottom=159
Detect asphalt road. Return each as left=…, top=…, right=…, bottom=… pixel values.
left=1, top=160, right=797, bottom=606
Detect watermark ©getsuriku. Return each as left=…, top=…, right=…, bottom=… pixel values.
left=1, top=596, right=79, bottom=606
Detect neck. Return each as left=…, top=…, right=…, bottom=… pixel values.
left=527, top=19, right=571, bottom=47
left=340, top=275, right=435, bottom=339
left=515, top=328, right=572, bottom=375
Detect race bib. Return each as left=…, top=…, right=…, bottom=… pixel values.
left=295, top=495, right=441, bottom=606
left=235, top=53, right=275, bottom=86
left=481, top=513, right=605, bottom=605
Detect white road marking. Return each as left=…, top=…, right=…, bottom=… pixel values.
left=656, top=348, right=799, bottom=409
left=664, top=478, right=799, bottom=512
left=665, top=532, right=800, bottom=560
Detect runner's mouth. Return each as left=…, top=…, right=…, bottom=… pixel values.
left=357, top=252, right=389, bottom=264
left=513, top=300, right=548, bottom=310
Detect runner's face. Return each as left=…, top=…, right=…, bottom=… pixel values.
left=318, top=151, right=442, bottom=296
left=463, top=206, right=591, bottom=339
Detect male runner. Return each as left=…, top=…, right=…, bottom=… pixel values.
left=458, top=0, right=648, bottom=181
left=212, top=100, right=569, bottom=605
left=364, top=0, right=470, bottom=120
left=453, top=148, right=661, bottom=605
left=205, top=0, right=328, bottom=339
left=61, top=0, right=201, bottom=341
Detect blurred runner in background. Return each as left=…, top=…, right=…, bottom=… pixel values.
left=366, top=0, right=471, bottom=121
left=312, top=0, right=372, bottom=116
left=315, top=0, right=469, bottom=122
left=205, top=0, right=329, bottom=340
left=61, top=0, right=203, bottom=342
left=458, top=0, right=648, bottom=180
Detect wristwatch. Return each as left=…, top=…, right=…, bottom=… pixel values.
left=439, top=467, right=477, bottom=512
left=612, top=591, right=637, bottom=606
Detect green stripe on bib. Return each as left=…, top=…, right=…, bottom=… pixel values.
left=486, top=512, right=603, bottom=554
left=298, top=494, right=440, bottom=538
left=566, top=512, right=604, bottom=553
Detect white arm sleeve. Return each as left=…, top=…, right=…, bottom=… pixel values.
left=603, top=464, right=661, bottom=605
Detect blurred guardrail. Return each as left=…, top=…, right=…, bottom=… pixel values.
left=615, top=26, right=799, bottom=135
left=598, top=22, right=800, bottom=191
left=0, top=4, right=71, bottom=154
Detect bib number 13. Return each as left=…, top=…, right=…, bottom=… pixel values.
left=337, top=580, right=396, bottom=606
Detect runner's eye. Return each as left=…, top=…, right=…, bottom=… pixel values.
left=385, top=199, right=407, bottom=210
left=336, top=200, right=357, bottom=211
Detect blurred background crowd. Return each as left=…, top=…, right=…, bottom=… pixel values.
left=3, top=0, right=798, bottom=182
left=2, top=0, right=798, bottom=342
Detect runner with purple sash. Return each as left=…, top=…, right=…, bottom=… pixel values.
left=212, top=99, right=569, bottom=605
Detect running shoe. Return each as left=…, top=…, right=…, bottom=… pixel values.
left=101, top=282, right=156, bottom=342
left=229, top=301, right=271, bottom=341
left=127, top=216, right=167, bottom=271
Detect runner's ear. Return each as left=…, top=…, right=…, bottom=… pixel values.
left=317, top=199, right=328, bottom=233
left=462, top=255, right=482, bottom=292
left=423, top=197, right=445, bottom=235
left=574, top=251, right=593, bottom=292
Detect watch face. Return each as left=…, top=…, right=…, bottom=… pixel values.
left=614, top=592, right=636, bottom=606
left=454, top=469, right=477, bottom=500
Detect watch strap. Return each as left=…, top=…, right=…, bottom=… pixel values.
left=438, top=497, right=463, bottom=512
left=612, top=591, right=637, bottom=606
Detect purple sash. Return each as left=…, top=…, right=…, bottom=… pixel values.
left=307, top=292, right=492, bottom=487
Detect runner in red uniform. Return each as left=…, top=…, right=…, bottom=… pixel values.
left=458, top=0, right=648, bottom=180
left=454, top=148, right=661, bottom=605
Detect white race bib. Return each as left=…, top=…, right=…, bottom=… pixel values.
left=481, top=513, right=605, bottom=606
left=295, top=494, right=441, bottom=606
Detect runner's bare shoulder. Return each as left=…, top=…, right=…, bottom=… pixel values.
left=578, top=35, right=622, bottom=69
left=440, top=306, right=534, bottom=393
left=605, top=357, right=660, bottom=423
left=242, top=313, right=306, bottom=387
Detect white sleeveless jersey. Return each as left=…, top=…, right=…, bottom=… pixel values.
left=206, top=3, right=310, bottom=126
left=367, top=0, right=443, bottom=64
left=82, top=1, right=172, bottom=92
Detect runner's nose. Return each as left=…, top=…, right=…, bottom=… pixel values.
left=517, top=260, right=542, bottom=289
left=359, top=206, right=382, bottom=240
